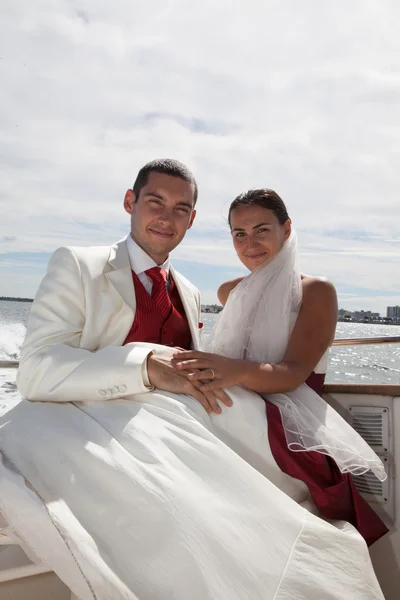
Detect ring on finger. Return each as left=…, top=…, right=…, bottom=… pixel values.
left=209, top=368, right=215, bottom=380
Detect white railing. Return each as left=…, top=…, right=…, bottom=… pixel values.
left=332, top=336, right=400, bottom=346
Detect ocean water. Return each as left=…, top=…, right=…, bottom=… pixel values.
left=201, top=313, right=400, bottom=385
left=1, top=300, right=400, bottom=387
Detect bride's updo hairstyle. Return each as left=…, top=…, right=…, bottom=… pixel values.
left=228, top=189, right=290, bottom=227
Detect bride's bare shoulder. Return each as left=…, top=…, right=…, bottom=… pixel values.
left=301, top=274, right=337, bottom=304
left=218, top=277, right=245, bottom=306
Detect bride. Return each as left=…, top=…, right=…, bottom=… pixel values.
left=172, top=187, right=388, bottom=546
left=0, top=189, right=387, bottom=600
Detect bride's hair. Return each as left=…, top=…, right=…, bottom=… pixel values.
left=228, top=189, right=290, bottom=227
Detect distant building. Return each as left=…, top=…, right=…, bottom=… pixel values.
left=338, top=308, right=382, bottom=323
left=387, top=306, right=400, bottom=321
left=352, top=310, right=380, bottom=322
left=201, top=304, right=223, bottom=314
left=337, top=307, right=400, bottom=325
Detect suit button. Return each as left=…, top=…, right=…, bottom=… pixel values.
left=119, top=384, right=127, bottom=393
left=111, top=386, right=119, bottom=395
left=99, top=390, right=106, bottom=397
left=106, top=389, right=113, bottom=397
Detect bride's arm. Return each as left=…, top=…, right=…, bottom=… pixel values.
left=174, top=277, right=337, bottom=394
left=240, top=277, right=337, bottom=393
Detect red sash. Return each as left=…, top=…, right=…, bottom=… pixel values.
left=265, top=374, right=389, bottom=546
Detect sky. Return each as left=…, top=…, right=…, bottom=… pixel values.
left=0, top=0, right=399, bottom=313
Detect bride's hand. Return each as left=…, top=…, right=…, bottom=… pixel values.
left=172, top=351, right=248, bottom=391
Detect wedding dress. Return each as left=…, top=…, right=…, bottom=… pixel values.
left=0, top=231, right=386, bottom=599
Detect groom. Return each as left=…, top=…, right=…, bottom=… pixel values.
left=17, top=159, right=229, bottom=413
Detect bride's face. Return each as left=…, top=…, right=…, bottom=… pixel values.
left=230, top=205, right=291, bottom=271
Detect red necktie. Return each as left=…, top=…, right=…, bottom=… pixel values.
left=146, top=267, right=172, bottom=319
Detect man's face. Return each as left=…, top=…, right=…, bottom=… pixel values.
left=124, top=172, right=197, bottom=264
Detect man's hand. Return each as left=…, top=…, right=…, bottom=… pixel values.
left=189, top=377, right=233, bottom=414
left=147, top=354, right=232, bottom=414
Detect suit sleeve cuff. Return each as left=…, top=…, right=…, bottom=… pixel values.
left=141, top=350, right=156, bottom=391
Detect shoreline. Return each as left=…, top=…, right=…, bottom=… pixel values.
left=1, top=298, right=399, bottom=326
left=336, top=318, right=400, bottom=326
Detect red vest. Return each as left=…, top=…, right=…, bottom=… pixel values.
left=123, top=270, right=192, bottom=349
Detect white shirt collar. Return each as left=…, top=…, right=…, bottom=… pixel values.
left=126, top=234, right=170, bottom=276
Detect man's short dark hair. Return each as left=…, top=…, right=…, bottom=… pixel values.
left=133, top=159, right=198, bottom=204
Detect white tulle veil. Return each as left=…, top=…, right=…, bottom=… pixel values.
left=208, top=230, right=387, bottom=482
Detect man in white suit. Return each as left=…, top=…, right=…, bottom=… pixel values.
left=17, top=158, right=230, bottom=413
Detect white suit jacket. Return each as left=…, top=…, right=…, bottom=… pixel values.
left=17, top=238, right=201, bottom=402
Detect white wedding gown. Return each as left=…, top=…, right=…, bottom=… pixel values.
left=0, top=368, right=384, bottom=600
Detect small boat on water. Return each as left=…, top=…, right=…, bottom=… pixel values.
left=1, top=335, right=400, bottom=600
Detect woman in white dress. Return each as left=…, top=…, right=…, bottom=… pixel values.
left=172, top=188, right=388, bottom=546
left=0, top=190, right=387, bottom=600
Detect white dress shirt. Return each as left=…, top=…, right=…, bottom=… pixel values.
left=126, top=234, right=170, bottom=295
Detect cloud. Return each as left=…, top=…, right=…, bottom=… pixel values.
left=0, top=0, right=399, bottom=313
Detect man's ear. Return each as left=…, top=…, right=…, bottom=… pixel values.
left=123, top=189, right=136, bottom=215
left=187, top=209, right=197, bottom=230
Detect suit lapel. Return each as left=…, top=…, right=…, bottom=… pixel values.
left=105, top=238, right=136, bottom=312
left=103, top=239, right=137, bottom=346
left=171, top=266, right=200, bottom=350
